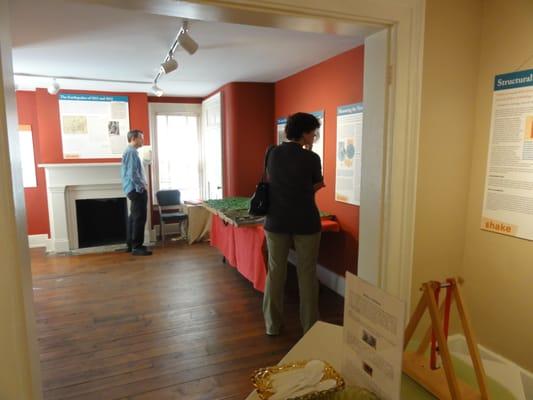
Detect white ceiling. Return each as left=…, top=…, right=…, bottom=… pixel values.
left=10, top=0, right=379, bottom=97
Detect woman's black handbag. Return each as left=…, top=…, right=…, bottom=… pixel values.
left=249, top=145, right=275, bottom=216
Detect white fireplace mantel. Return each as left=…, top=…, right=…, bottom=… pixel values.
left=40, top=163, right=150, bottom=252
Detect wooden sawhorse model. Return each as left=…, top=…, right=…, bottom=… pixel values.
left=403, top=278, right=490, bottom=400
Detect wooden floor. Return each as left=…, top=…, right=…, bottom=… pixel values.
left=31, top=242, right=344, bottom=400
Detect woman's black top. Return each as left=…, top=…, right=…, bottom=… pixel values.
left=264, top=142, right=323, bottom=234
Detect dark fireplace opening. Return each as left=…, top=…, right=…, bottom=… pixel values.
left=76, top=197, right=127, bottom=248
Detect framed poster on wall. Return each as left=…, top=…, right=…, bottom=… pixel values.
left=335, top=103, right=363, bottom=205
left=481, top=68, right=533, bottom=241
left=58, top=93, right=130, bottom=159
left=18, top=124, right=37, bottom=188
left=276, top=117, right=287, bottom=144
left=310, top=110, right=325, bottom=164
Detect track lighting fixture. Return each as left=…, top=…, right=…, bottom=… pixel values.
left=47, top=79, right=60, bottom=95
left=151, top=83, right=164, bottom=97
left=152, top=20, right=199, bottom=86
left=160, top=58, right=178, bottom=74
left=177, top=29, right=198, bottom=55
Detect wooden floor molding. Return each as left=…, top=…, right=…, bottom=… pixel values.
left=31, top=242, right=344, bottom=399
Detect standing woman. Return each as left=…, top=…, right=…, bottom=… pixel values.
left=263, top=112, right=325, bottom=335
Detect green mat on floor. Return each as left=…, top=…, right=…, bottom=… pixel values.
left=329, top=351, right=517, bottom=399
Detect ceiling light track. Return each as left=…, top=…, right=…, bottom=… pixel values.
left=152, top=20, right=199, bottom=97
left=14, top=73, right=152, bottom=85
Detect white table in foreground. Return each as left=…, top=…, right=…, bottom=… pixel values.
left=244, top=322, right=514, bottom=400
left=245, top=321, right=343, bottom=400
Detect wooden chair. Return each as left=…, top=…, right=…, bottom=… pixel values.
left=155, top=190, right=188, bottom=246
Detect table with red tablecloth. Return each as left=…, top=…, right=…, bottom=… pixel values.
left=209, top=214, right=340, bottom=292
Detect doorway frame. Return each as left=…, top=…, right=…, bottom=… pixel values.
left=148, top=101, right=203, bottom=203
left=1, top=0, right=425, bottom=397
left=178, top=0, right=425, bottom=302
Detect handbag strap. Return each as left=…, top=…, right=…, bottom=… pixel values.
left=261, top=145, right=275, bottom=182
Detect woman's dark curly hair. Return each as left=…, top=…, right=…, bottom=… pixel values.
left=285, top=112, right=320, bottom=140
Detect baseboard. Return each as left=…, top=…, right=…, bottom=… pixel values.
left=448, top=334, right=533, bottom=399
left=27, top=234, right=49, bottom=249
left=287, top=249, right=346, bottom=297
left=46, top=239, right=70, bottom=253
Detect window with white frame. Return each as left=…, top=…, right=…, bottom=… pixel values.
left=150, top=101, right=223, bottom=203
left=19, top=125, right=37, bottom=188
left=154, top=113, right=201, bottom=201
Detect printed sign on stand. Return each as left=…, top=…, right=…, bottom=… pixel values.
left=342, top=272, right=405, bottom=400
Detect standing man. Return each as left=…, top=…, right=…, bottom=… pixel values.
left=121, top=129, right=152, bottom=256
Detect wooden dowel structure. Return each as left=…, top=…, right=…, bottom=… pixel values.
left=424, top=282, right=462, bottom=399
left=404, top=294, right=427, bottom=350
left=452, top=279, right=490, bottom=400
left=403, top=278, right=490, bottom=400
left=417, top=299, right=447, bottom=355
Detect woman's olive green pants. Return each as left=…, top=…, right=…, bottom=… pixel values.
left=263, top=231, right=321, bottom=335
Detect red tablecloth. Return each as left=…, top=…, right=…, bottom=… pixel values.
left=211, top=215, right=266, bottom=291
left=210, top=215, right=339, bottom=293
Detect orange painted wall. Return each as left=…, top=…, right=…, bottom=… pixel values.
left=148, top=96, right=202, bottom=104
left=220, top=82, right=275, bottom=197
left=274, top=46, right=364, bottom=275
left=17, top=89, right=151, bottom=236
left=16, top=91, right=50, bottom=236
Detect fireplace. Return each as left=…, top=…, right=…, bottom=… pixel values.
left=40, top=163, right=151, bottom=252
left=76, top=198, right=127, bottom=248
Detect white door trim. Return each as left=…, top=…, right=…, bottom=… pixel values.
left=83, top=0, right=426, bottom=307
left=148, top=102, right=202, bottom=203
left=181, top=0, right=426, bottom=307
left=200, top=91, right=223, bottom=199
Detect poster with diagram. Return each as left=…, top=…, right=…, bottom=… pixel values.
left=276, top=117, right=287, bottom=144
left=481, top=69, right=533, bottom=241
left=58, top=93, right=130, bottom=159
left=335, top=103, right=363, bottom=205
left=310, top=110, right=325, bottom=165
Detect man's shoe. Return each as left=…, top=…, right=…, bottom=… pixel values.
left=132, top=248, right=152, bottom=256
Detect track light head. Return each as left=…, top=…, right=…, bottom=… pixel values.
left=178, top=30, right=198, bottom=55
left=151, top=84, right=164, bottom=97
left=47, top=79, right=60, bottom=95
left=160, top=58, right=178, bottom=74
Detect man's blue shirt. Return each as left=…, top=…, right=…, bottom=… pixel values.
left=121, top=145, right=147, bottom=195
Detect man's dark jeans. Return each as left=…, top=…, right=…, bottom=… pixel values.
left=126, top=190, right=147, bottom=249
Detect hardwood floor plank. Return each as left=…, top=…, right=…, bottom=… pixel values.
left=31, top=242, right=344, bottom=399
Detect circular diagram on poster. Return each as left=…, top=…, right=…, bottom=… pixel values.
left=338, top=142, right=346, bottom=161
left=346, top=143, right=355, bottom=159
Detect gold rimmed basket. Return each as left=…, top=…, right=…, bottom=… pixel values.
left=251, top=360, right=345, bottom=400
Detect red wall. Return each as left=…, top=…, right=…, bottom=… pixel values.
left=17, top=89, right=152, bottom=236
left=220, top=82, right=275, bottom=197
left=16, top=91, right=50, bottom=236
left=275, top=46, right=364, bottom=275
left=148, top=96, right=202, bottom=104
